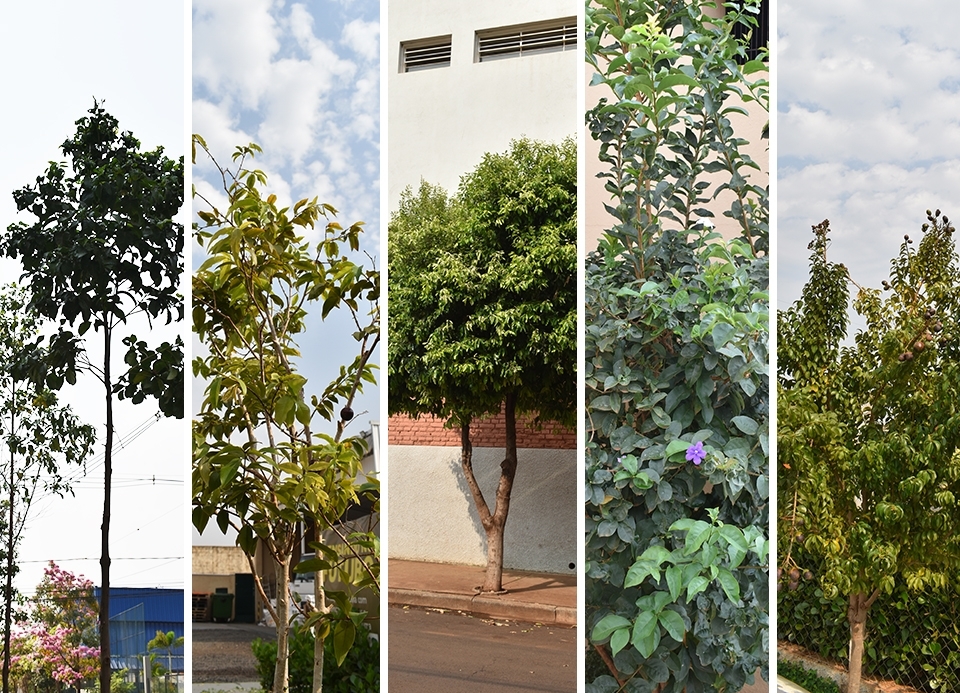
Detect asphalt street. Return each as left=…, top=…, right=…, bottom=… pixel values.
left=388, top=606, right=577, bottom=692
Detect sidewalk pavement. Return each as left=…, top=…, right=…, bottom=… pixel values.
left=387, top=559, right=577, bottom=626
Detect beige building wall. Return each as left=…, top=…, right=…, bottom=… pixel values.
left=388, top=0, right=579, bottom=208
left=192, top=545, right=252, bottom=575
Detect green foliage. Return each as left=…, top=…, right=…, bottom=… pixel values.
left=388, top=137, right=577, bottom=428
left=778, top=660, right=841, bottom=693
left=191, top=136, right=379, bottom=689
left=779, top=552, right=960, bottom=691
left=1, top=101, right=184, bottom=416
left=586, top=0, right=768, bottom=259
left=251, top=624, right=379, bottom=693
left=778, top=214, right=960, bottom=603
left=92, top=669, right=137, bottom=693
left=585, top=1, right=768, bottom=691
left=0, top=285, right=97, bottom=691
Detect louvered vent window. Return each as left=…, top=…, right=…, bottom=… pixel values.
left=476, top=17, right=576, bottom=62
left=401, top=36, right=452, bottom=72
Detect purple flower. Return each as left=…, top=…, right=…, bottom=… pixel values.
left=686, top=441, right=706, bottom=465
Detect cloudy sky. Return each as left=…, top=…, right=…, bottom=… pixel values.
left=0, top=1, right=185, bottom=594
left=192, top=0, right=381, bottom=545
left=778, top=1, right=960, bottom=333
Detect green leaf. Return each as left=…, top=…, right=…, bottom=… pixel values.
left=664, top=439, right=690, bottom=459
left=716, top=568, right=741, bottom=603
left=731, top=415, right=758, bottom=435
left=220, top=460, right=241, bottom=486
left=631, top=612, right=661, bottom=658
left=332, top=619, right=356, bottom=666
left=686, top=576, right=709, bottom=602
left=592, top=613, right=632, bottom=642
left=658, top=609, right=686, bottom=642
left=610, top=626, right=630, bottom=656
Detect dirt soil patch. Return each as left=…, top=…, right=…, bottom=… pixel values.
left=779, top=641, right=921, bottom=693
left=194, top=622, right=277, bottom=683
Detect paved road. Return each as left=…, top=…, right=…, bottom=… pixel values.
left=388, top=606, right=576, bottom=692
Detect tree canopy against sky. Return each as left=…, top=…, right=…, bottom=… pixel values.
left=192, top=138, right=379, bottom=693
left=0, top=103, right=183, bottom=693
left=388, top=137, right=577, bottom=592
left=778, top=214, right=960, bottom=693
left=0, top=1, right=184, bottom=598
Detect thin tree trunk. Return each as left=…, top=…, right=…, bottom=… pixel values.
left=3, top=386, right=14, bottom=693
left=312, top=570, right=326, bottom=693
left=457, top=395, right=520, bottom=593
left=847, top=591, right=872, bottom=693
left=481, top=392, right=518, bottom=593
left=273, top=555, right=291, bottom=693
left=100, top=322, right=113, bottom=693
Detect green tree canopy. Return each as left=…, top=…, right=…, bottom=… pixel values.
left=0, top=103, right=183, bottom=693
left=388, top=137, right=576, bottom=592
left=192, top=138, right=379, bottom=693
left=778, top=214, right=960, bottom=693
left=389, top=137, right=577, bottom=427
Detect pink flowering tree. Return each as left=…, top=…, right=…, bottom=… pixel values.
left=10, top=563, right=100, bottom=692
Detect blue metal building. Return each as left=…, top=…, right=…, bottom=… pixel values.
left=94, top=587, right=185, bottom=673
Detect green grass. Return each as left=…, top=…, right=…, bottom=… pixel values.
left=779, top=659, right=842, bottom=693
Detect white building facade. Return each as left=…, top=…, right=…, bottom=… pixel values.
left=387, top=0, right=579, bottom=575
left=388, top=0, right=579, bottom=206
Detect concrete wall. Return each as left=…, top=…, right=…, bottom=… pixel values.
left=192, top=545, right=251, bottom=576
left=388, top=0, right=579, bottom=207
left=387, top=445, right=577, bottom=574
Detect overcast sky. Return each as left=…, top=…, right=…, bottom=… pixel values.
left=192, top=0, right=381, bottom=546
left=0, top=1, right=185, bottom=594
left=778, top=1, right=960, bottom=334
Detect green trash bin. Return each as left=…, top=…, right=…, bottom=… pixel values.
left=211, top=592, right=234, bottom=622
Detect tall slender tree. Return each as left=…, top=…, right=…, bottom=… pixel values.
left=0, top=103, right=183, bottom=693
left=192, top=137, right=379, bottom=693
left=0, top=286, right=96, bottom=693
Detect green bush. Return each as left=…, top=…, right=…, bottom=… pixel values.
left=251, top=623, right=378, bottom=693
left=584, top=1, right=768, bottom=691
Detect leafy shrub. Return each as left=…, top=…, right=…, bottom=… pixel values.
left=584, top=1, right=769, bottom=691
left=251, top=623, right=378, bottom=693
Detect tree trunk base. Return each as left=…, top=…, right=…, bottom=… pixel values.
left=473, top=586, right=508, bottom=595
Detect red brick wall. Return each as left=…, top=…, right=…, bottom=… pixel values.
left=388, top=412, right=576, bottom=449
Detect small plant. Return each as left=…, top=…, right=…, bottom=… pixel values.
left=778, top=659, right=842, bottom=693
left=252, top=622, right=378, bottom=693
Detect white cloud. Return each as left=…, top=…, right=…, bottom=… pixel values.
left=779, top=1, right=960, bottom=305
left=193, top=0, right=281, bottom=109
left=342, top=18, right=379, bottom=62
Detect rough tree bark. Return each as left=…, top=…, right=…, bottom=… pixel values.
left=459, top=392, right=519, bottom=593
left=847, top=589, right=879, bottom=693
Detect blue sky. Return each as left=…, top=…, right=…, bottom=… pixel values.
left=778, top=1, right=960, bottom=334
left=0, top=1, right=185, bottom=594
left=191, top=0, right=381, bottom=545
